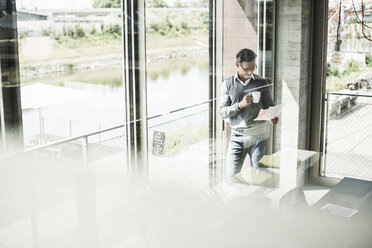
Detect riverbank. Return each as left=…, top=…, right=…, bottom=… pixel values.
left=20, top=47, right=208, bottom=80
left=19, top=29, right=208, bottom=79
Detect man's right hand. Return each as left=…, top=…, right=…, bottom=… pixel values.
left=238, top=93, right=252, bottom=109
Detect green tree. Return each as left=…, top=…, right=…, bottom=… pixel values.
left=342, top=60, right=359, bottom=76
left=146, top=0, right=168, bottom=8
left=366, top=53, right=372, bottom=67
left=93, top=0, right=121, bottom=8
left=173, top=0, right=185, bottom=8
left=190, top=0, right=208, bottom=8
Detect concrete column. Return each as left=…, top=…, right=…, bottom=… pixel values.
left=274, top=0, right=312, bottom=152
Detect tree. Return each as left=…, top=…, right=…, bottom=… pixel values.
left=93, top=0, right=121, bottom=8
left=189, top=0, right=208, bottom=8
left=146, top=0, right=168, bottom=8
left=173, top=0, right=185, bottom=8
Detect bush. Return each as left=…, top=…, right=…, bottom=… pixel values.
left=161, top=125, right=208, bottom=156
left=366, top=53, right=372, bottom=67
left=63, top=63, right=74, bottom=72
left=93, top=0, right=121, bottom=8
left=105, top=23, right=121, bottom=37
left=90, top=26, right=97, bottom=35
left=342, top=60, right=359, bottom=76
left=74, top=24, right=85, bottom=38
left=66, top=26, right=75, bottom=37
left=146, top=0, right=168, bottom=8
left=41, top=29, right=50, bottom=37
left=180, top=22, right=188, bottom=30
left=327, top=63, right=339, bottom=77
left=53, top=32, right=61, bottom=41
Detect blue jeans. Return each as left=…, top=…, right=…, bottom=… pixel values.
left=226, top=133, right=267, bottom=178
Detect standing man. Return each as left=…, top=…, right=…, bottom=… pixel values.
left=219, top=48, right=279, bottom=179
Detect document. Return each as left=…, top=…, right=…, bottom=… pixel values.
left=254, top=104, right=283, bottom=121
left=320, top=203, right=358, bottom=218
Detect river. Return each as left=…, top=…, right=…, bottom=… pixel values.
left=21, top=56, right=209, bottom=142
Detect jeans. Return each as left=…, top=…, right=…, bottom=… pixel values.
left=226, top=133, right=267, bottom=178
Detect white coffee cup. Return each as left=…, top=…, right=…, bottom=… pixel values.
left=252, top=91, right=261, bottom=103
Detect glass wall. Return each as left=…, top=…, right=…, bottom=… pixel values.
left=0, top=1, right=315, bottom=248
left=322, top=0, right=372, bottom=180
left=222, top=0, right=276, bottom=184
left=223, top=0, right=274, bottom=81
left=16, top=0, right=124, bottom=147
left=145, top=1, right=210, bottom=189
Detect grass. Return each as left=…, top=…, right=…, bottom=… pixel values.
left=22, top=67, right=123, bottom=87
left=149, top=124, right=208, bottom=157
left=326, top=67, right=371, bottom=93
left=18, top=8, right=208, bottom=65
left=18, top=35, right=123, bottom=64
left=19, top=29, right=207, bottom=66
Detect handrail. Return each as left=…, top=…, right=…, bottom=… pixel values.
left=147, top=99, right=212, bottom=120
left=327, top=91, right=372, bottom=98
left=0, top=99, right=214, bottom=158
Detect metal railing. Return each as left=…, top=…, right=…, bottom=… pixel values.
left=0, top=100, right=211, bottom=161
left=0, top=100, right=211, bottom=248
left=323, top=91, right=372, bottom=180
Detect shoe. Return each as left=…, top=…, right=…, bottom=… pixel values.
left=252, top=162, right=266, bottom=169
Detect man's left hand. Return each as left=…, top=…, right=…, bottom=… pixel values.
left=269, top=117, right=279, bottom=126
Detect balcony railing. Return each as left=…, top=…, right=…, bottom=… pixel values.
left=323, top=91, right=372, bottom=180
left=0, top=100, right=210, bottom=163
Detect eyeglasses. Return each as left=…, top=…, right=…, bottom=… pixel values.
left=239, top=63, right=257, bottom=73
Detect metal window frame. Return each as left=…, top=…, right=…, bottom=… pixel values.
left=209, top=0, right=224, bottom=187
left=308, top=0, right=340, bottom=186
left=122, top=0, right=148, bottom=181
left=0, top=0, right=24, bottom=153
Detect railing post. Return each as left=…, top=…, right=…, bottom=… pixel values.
left=76, top=135, right=97, bottom=248
left=81, top=136, right=88, bottom=166
left=322, top=93, right=330, bottom=177
left=69, top=120, right=72, bottom=137
left=98, top=124, right=101, bottom=144
left=41, top=117, right=44, bottom=136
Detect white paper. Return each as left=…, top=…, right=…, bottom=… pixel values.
left=254, top=104, right=284, bottom=121
left=320, top=203, right=359, bottom=218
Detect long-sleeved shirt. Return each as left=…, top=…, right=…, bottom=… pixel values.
left=219, top=73, right=275, bottom=138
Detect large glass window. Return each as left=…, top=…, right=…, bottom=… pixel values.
left=221, top=0, right=275, bottom=183
left=322, top=0, right=372, bottom=180
left=145, top=0, right=210, bottom=188
left=17, top=0, right=124, bottom=146
left=0, top=0, right=320, bottom=247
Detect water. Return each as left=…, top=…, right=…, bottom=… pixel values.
left=21, top=57, right=209, bottom=141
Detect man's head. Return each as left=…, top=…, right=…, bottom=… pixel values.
left=235, top=48, right=257, bottom=81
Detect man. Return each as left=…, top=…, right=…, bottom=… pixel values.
left=219, top=48, right=279, bottom=179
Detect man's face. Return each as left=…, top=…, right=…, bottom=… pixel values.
left=236, top=60, right=256, bottom=81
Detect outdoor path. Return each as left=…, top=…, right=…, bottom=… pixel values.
left=325, top=93, right=372, bottom=179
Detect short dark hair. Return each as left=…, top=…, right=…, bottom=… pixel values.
left=236, top=48, right=257, bottom=64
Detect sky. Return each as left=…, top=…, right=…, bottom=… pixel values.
left=16, top=0, right=186, bottom=10
left=17, top=0, right=94, bottom=9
